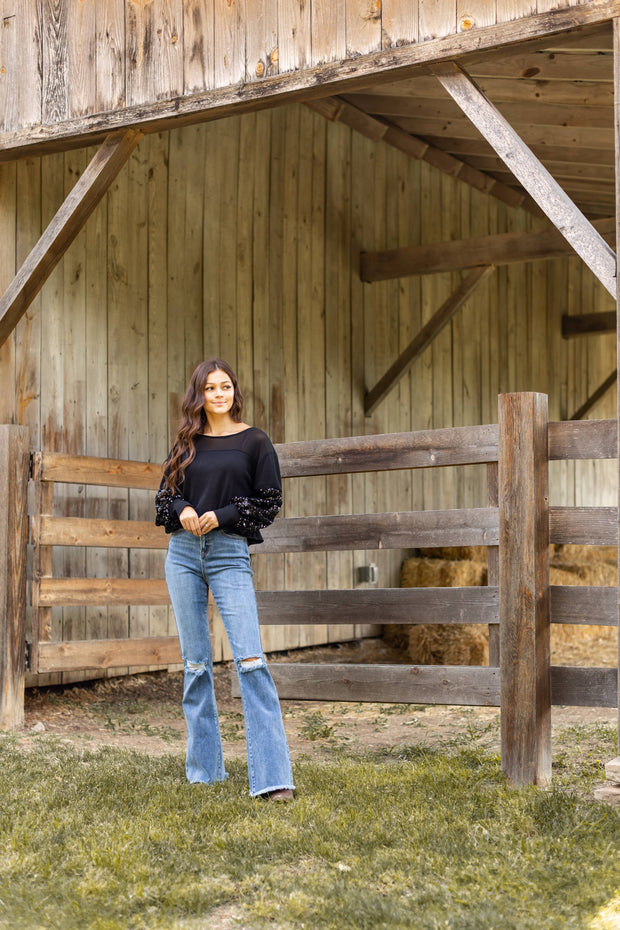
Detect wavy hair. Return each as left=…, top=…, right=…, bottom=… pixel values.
left=162, top=358, right=244, bottom=493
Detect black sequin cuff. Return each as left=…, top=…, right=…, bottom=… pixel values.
left=154, top=487, right=184, bottom=534
left=230, top=488, right=282, bottom=536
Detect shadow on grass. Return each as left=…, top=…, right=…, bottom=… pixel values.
left=0, top=727, right=618, bottom=930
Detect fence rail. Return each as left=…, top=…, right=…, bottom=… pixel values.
left=0, top=397, right=617, bottom=785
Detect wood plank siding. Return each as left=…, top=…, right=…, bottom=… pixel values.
left=0, top=103, right=616, bottom=672
left=0, top=1, right=618, bottom=155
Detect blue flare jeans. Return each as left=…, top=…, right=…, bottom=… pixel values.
left=164, top=528, right=294, bottom=796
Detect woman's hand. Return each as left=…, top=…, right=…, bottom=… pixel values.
left=179, top=507, right=219, bottom=536
left=198, top=511, right=219, bottom=534
left=179, top=506, right=203, bottom=536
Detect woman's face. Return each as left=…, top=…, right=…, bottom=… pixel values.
left=203, top=369, right=235, bottom=417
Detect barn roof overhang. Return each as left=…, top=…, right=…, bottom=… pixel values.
left=0, top=3, right=619, bottom=410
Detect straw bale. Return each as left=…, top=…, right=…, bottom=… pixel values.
left=551, top=545, right=617, bottom=566
left=406, top=623, right=488, bottom=666
left=386, top=548, right=617, bottom=666
left=384, top=557, right=489, bottom=665
left=418, top=546, right=488, bottom=563
left=400, top=558, right=487, bottom=589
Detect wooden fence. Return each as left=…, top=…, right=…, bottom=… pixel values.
left=0, top=392, right=617, bottom=785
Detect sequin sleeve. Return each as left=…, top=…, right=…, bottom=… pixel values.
left=229, top=487, right=282, bottom=536
left=154, top=486, right=185, bottom=534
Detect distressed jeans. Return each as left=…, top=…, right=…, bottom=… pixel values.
left=165, top=528, right=294, bottom=796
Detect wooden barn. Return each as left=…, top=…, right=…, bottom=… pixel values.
left=1, top=0, right=619, bottom=785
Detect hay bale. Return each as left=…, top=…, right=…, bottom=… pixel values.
left=417, top=546, right=488, bottom=563
left=384, top=557, right=489, bottom=666
left=551, top=545, right=617, bottom=566
left=400, top=558, right=487, bottom=589
left=386, top=546, right=618, bottom=669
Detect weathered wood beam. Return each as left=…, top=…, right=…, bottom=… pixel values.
left=0, top=426, right=29, bottom=729
left=499, top=392, right=551, bottom=786
left=562, top=311, right=616, bottom=338
left=613, top=15, right=620, bottom=758
left=365, top=265, right=494, bottom=415
left=1, top=3, right=620, bottom=162
left=0, top=130, right=143, bottom=348
left=306, top=97, right=537, bottom=214
left=570, top=370, right=617, bottom=420
left=361, top=217, right=615, bottom=282
left=431, top=61, right=617, bottom=297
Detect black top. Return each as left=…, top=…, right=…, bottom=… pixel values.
left=156, top=427, right=282, bottom=545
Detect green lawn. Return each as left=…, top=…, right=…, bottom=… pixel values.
left=0, top=725, right=618, bottom=930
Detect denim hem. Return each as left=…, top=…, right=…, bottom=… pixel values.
left=250, top=783, right=296, bottom=798
left=188, top=773, right=229, bottom=785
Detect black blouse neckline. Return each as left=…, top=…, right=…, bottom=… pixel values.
left=199, top=427, right=254, bottom=439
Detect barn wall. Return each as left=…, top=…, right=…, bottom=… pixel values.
left=0, top=0, right=606, bottom=137
left=0, top=103, right=615, bottom=661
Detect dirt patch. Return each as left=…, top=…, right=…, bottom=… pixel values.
left=21, top=638, right=617, bottom=762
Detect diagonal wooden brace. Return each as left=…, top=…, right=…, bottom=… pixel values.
left=0, top=129, right=143, bottom=348
left=431, top=61, right=617, bottom=298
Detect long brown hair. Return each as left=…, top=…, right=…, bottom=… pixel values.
left=162, top=358, right=244, bottom=492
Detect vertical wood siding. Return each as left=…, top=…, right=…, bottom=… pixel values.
left=0, top=104, right=616, bottom=662
left=0, top=0, right=604, bottom=135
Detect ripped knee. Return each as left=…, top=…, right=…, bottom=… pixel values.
left=184, top=658, right=208, bottom=675
left=237, top=656, right=264, bottom=673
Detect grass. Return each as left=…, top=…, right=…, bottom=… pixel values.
left=0, top=725, right=619, bottom=930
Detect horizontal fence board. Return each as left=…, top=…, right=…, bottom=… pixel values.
left=241, top=663, right=502, bottom=705
left=550, top=586, right=617, bottom=626
left=34, top=510, right=499, bottom=553
left=256, top=587, right=499, bottom=624
left=548, top=420, right=617, bottom=461
left=260, top=508, right=499, bottom=552
left=37, top=578, right=170, bottom=606
left=276, top=425, right=499, bottom=476
left=38, top=636, right=181, bottom=672
left=32, top=451, right=162, bottom=489
left=549, top=507, right=618, bottom=545
left=31, top=420, right=615, bottom=495
left=550, top=666, right=618, bottom=708
left=34, top=516, right=169, bottom=549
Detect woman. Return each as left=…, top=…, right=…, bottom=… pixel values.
left=155, top=358, right=294, bottom=801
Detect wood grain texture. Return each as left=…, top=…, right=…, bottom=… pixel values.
left=0, top=131, right=143, bottom=348
left=38, top=578, right=170, bottom=607
left=0, top=426, right=29, bottom=729
left=365, top=265, right=494, bottom=414
left=38, top=635, right=181, bottom=672
left=432, top=61, right=617, bottom=296
left=550, top=666, right=617, bottom=708
left=498, top=392, right=551, bottom=786
left=5, top=3, right=620, bottom=159
left=259, top=508, right=500, bottom=552
left=254, top=586, right=499, bottom=624
left=244, top=662, right=501, bottom=705
left=550, top=585, right=617, bottom=626
left=360, top=217, right=615, bottom=281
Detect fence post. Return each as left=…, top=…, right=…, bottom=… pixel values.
left=0, top=425, right=30, bottom=729
left=498, top=393, right=551, bottom=786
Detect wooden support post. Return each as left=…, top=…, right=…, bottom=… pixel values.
left=613, top=17, right=620, bottom=765
left=0, top=130, right=143, bottom=348
left=498, top=393, right=551, bottom=786
left=487, top=462, right=500, bottom=667
left=0, top=426, right=30, bottom=729
left=432, top=61, right=617, bottom=298
left=365, top=265, right=494, bottom=415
